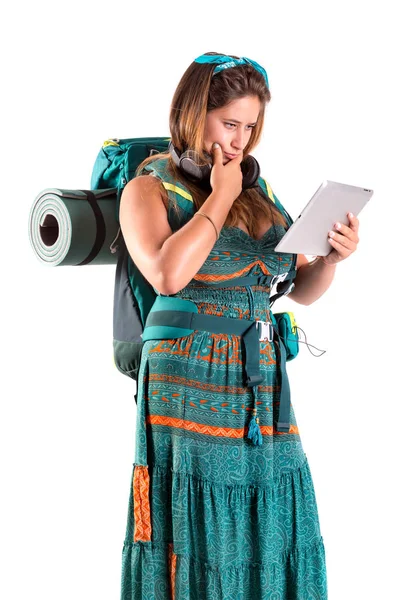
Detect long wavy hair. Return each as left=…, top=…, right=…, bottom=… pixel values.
left=136, top=51, right=288, bottom=237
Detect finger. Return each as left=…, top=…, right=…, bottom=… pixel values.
left=347, top=212, right=359, bottom=231
left=211, top=142, right=222, bottom=163
left=328, top=230, right=357, bottom=251
left=332, top=221, right=359, bottom=243
left=327, top=236, right=348, bottom=257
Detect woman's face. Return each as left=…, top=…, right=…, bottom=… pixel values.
left=203, top=95, right=261, bottom=164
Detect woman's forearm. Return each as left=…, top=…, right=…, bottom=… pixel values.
left=289, top=257, right=337, bottom=305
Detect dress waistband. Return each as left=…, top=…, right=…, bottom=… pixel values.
left=141, top=296, right=291, bottom=441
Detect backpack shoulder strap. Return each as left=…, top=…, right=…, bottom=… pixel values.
left=257, top=176, right=295, bottom=227
left=139, top=157, right=196, bottom=231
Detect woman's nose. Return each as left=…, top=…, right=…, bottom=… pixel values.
left=232, top=129, right=245, bottom=150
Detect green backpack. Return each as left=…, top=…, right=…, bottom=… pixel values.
left=91, top=137, right=170, bottom=401
left=90, top=137, right=299, bottom=403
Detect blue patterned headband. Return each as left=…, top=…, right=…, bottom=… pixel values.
left=194, top=53, right=269, bottom=88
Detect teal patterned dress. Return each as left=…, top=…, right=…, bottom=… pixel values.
left=120, top=158, right=328, bottom=599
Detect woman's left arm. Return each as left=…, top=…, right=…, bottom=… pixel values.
left=287, top=212, right=360, bottom=306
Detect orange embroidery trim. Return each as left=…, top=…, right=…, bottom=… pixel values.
left=133, top=465, right=152, bottom=542
left=193, top=261, right=271, bottom=282
left=147, top=414, right=299, bottom=438
left=168, top=542, right=177, bottom=599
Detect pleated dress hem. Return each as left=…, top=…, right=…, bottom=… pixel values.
left=121, top=456, right=328, bottom=599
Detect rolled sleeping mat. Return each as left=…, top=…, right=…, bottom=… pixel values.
left=28, top=188, right=120, bottom=266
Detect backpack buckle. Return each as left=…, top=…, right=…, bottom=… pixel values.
left=256, top=320, right=273, bottom=342
left=270, top=272, right=288, bottom=287
left=270, top=272, right=295, bottom=297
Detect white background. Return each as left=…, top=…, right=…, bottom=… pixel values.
left=1, top=1, right=399, bottom=598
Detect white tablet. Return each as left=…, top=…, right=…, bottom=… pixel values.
left=274, top=180, right=373, bottom=256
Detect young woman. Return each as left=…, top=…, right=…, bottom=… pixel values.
left=119, top=51, right=360, bottom=599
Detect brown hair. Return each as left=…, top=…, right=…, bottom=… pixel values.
left=136, top=51, right=288, bottom=237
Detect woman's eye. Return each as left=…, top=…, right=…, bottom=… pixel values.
left=224, top=123, right=255, bottom=130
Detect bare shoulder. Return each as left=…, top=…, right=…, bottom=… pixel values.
left=120, top=173, right=172, bottom=243
left=122, top=174, right=169, bottom=209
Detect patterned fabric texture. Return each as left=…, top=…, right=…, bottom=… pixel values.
left=120, top=162, right=328, bottom=599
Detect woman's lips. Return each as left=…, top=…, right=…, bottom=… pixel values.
left=224, top=152, right=238, bottom=159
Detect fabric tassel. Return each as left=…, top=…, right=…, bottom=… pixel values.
left=247, top=385, right=263, bottom=445
left=247, top=410, right=263, bottom=445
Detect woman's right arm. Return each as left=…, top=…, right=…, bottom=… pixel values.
left=119, top=145, right=243, bottom=295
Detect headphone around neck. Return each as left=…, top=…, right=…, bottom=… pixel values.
left=168, top=141, right=260, bottom=191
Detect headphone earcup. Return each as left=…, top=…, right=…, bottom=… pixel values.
left=180, top=149, right=211, bottom=181
left=168, top=142, right=211, bottom=182
left=241, top=155, right=260, bottom=190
